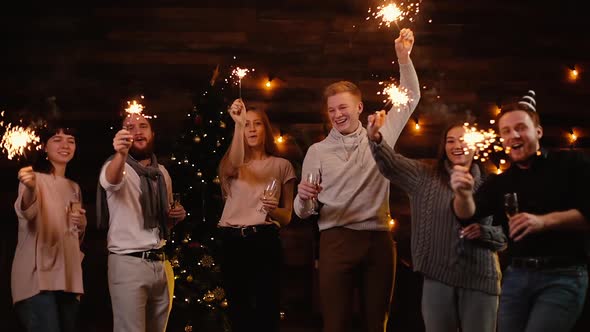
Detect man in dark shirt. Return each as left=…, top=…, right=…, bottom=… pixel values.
left=451, top=93, right=590, bottom=332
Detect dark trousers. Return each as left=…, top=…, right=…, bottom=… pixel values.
left=319, top=227, right=396, bottom=332
left=219, top=226, right=282, bottom=332
left=14, top=291, right=80, bottom=332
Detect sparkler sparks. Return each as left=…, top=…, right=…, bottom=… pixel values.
left=0, top=123, right=41, bottom=160
left=125, top=100, right=145, bottom=116
left=232, top=67, right=250, bottom=81
left=377, top=81, right=412, bottom=112
left=461, top=123, right=499, bottom=165
left=367, top=1, right=421, bottom=28
left=123, top=97, right=156, bottom=120
left=232, top=67, right=255, bottom=98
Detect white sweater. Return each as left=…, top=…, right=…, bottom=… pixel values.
left=294, top=61, right=420, bottom=231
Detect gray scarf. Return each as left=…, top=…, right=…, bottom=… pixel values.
left=96, top=154, right=169, bottom=239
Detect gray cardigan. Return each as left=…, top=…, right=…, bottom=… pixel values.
left=370, top=140, right=506, bottom=295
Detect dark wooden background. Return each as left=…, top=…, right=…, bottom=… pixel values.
left=1, top=1, right=589, bottom=330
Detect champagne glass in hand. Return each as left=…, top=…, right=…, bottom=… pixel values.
left=258, top=178, right=279, bottom=213
left=68, top=191, right=82, bottom=234
left=171, top=193, right=181, bottom=209
left=504, top=193, right=519, bottom=219
left=305, top=172, right=320, bottom=215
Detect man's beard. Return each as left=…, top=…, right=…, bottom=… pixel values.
left=129, top=140, right=154, bottom=161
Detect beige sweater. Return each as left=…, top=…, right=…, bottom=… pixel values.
left=12, top=172, right=86, bottom=304
left=294, top=61, right=420, bottom=231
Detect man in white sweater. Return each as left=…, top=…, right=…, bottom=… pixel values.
left=294, top=28, right=420, bottom=332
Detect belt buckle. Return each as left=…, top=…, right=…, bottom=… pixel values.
left=240, top=226, right=257, bottom=237
left=142, top=251, right=164, bottom=261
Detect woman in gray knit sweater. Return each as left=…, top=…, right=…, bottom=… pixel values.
left=367, top=112, right=506, bottom=332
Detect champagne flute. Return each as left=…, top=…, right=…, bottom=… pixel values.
left=504, top=192, right=519, bottom=219
left=305, top=172, right=320, bottom=215
left=68, top=191, right=82, bottom=234
left=171, top=193, right=181, bottom=209
left=258, top=178, right=279, bottom=213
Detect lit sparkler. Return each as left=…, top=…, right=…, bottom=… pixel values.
left=123, top=97, right=156, bottom=122
left=125, top=100, right=145, bottom=116
left=367, top=1, right=421, bottom=28
left=232, top=67, right=255, bottom=98
left=377, top=81, right=412, bottom=112
left=0, top=123, right=41, bottom=160
left=461, top=123, right=499, bottom=168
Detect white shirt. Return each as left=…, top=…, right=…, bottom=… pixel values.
left=99, top=161, right=173, bottom=254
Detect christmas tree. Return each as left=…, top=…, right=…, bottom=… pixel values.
left=165, top=66, right=232, bottom=332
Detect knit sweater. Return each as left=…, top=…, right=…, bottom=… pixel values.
left=294, top=61, right=420, bottom=232
left=370, top=140, right=505, bottom=295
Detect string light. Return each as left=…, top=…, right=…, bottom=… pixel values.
left=569, top=128, right=578, bottom=144
left=265, top=75, right=274, bottom=89
left=568, top=65, right=579, bottom=81
left=275, top=129, right=284, bottom=144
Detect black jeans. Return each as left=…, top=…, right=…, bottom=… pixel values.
left=218, top=226, right=282, bottom=332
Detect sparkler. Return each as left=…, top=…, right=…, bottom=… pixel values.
left=0, top=123, right=41, bottom=161
left=367, top=1, right=421, bottom=28
left=123, top=97, right=156, bottom=124
left=377, top=81, right=412, bottom=112
left=461, top=123, right=499, bottom=169
left=232, top=67, right=254, bottom=98
left=125, top=100, right=145, bottom=116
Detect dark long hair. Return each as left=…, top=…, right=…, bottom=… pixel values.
left=218, top=108, right=277, bottom=197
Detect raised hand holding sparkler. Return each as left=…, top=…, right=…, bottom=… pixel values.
left=367, top=110, right=387, bottom=143
left=17, top=166, right=36, bottom=190
left=375, top=28, right=415, bottom=112
left=113, top=127, right=133, bottom=156
left=395, top=28, right=414, bottom=62
left=227, top=98, right=246, bottom=127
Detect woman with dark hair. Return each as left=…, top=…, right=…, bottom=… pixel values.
left=12, top=122, right=86, bottom=332
left=367, top=111, right=506, bottom=332
left=217, top=99, right=296, bottom=332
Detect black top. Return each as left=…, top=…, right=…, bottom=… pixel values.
left=464, top=149, right=590, bottom=259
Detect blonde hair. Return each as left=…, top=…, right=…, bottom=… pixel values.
left=218, top=109, right=277, bottom=197
left=323, top=81, right=362, bottom=105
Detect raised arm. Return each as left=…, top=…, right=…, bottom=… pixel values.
left=367, top=111, right=422, bottom=192
left=380, top=28, right=421, bottom=146
left=450, top=165, right=477, bottom=220
left=105, top=128, right=133, bottom=185
left=226, top=99, right=247, bottom=169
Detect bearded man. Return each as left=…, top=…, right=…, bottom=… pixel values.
left=97, top=114, right=186, bottom=332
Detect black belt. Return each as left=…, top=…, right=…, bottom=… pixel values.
left=511, top=256, right=586, bottom=270
left=111, top=250, right=166, bottom=261
left=219, top=224, right=279, bottom=238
